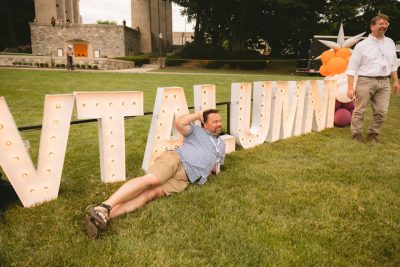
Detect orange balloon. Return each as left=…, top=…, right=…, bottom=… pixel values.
left=335, top=48, right=351, bottom=59
left=326, top=57, right=347, bottom=75
left=320, top=50, right=335, bottom=65
left=319, top=64, right=330, bottom=76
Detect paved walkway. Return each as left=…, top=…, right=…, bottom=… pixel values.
left=0, top=65, right=160, bottom=73
left=103, top=66, right=160, bottom=73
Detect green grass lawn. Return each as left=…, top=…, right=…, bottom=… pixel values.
left=0, top=68, right=399, bottom=266
left=155, top=59, right=300, bottom=75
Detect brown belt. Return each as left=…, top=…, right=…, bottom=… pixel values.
left=359, top=75, right=389, bottom=80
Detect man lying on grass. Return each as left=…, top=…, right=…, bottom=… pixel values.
left=84, top=109, right=226, bottom=238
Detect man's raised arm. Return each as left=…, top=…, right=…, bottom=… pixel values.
left=175, top=112, right=203, bottom=136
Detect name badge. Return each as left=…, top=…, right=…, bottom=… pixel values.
left=215, top=159, right=221, bottom=175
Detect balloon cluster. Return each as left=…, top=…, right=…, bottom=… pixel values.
left=319, top=47, right=354, bottom=127
left=319, top=48, right=351, bottom=77
left=334, top=99, right=354, bottom=127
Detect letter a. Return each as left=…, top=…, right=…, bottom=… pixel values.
left=142, top=87, right=189, bottom=171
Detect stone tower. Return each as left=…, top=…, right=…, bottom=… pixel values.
left=34, top=0, right=81, bottom=25
left=131, top=0, right=173, bottom=55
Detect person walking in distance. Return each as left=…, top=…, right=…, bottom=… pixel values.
left=346, top=13, right=399, bottom=143
left=66, top=45, right=74, bottom=70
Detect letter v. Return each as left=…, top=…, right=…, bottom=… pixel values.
left=0, top=95, right=74, bottom=207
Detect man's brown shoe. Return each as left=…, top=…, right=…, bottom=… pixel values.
left=352, top=134, right=363, bottom=143
left=367, top=133, right=379, bottom=143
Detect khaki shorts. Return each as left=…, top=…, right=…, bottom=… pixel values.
left=148, top=150, right=189, bottom=195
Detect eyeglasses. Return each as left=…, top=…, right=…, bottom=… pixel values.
left=374, top=21, right=389, bottom=26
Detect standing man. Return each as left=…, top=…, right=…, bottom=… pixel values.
left=66, top=45, right=74, bottom=70
left=347, top=13, right=399, bottom=143
left=84, top=109, right=226, bottom=238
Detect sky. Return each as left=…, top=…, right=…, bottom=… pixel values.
left=79, top=0, right=195, bottom=32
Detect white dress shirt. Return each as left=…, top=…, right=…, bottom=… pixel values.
left=346, top=34, right=398, bottom=77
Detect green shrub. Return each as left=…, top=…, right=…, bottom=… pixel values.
left=165, top=54, right=185, bottom=67
left=93, top=65, right=99, bottom=69
left=39, top=63, right=44, bottom=67
left=230, top=50, right=267, bottom=69
left=87, top=65, right=92, bottom=69
left=179, top=43, right=228, bottom=60
left=179, top=42, right=206, bottom=59
left=205, top=60, right=223, bottom=69
left=61, top=64, right=66, bottom=68
left=115, top=56, right=150, bottom=67
left=96, top=20, right=116, bottom=25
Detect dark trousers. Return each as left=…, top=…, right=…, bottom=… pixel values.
left=67, top=56, right=74, bottom=70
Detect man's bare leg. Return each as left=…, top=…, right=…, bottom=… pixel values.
left=92, top=173, right=162, bottom=222
left=109, top=186, right=165, bottom=218
left=84, top=174, right=165, bottom=238
left=104, top=173, right=161, bottom=207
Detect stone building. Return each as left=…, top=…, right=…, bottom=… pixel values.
left=30, top=0, right=173, bottom=60
left=30, top=24, right=140, bottom=59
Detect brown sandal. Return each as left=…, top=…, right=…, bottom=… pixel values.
left=84, top=215, right=100, bottom=238
left=84, top=203, right=112, bottom=238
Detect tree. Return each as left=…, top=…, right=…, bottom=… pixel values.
left=0, top=0, right=35, bottom=51
left=173, top=0, right=400, bottom=57
left=96, top=20, right=117, bottom=25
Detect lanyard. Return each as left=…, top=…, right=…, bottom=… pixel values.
left=209, top=136, right=220, bottom=157
left=209, top=135, right=221, bottom=175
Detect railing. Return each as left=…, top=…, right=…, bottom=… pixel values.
left=18, top=101, right=232, bottom=134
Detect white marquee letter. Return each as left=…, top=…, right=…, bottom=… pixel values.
left=326, top=80, right=337, bottom=129
left=142, top=87, right=189, bottom=171
left=302, top=80, right=330, bottom=134
left=75, top=92, right=143, bottom=183
left=267, top=81, right=307, bottom=141
left=0, top=95, right=74, bottom=207
left=230, top=82, right=272, bottom=148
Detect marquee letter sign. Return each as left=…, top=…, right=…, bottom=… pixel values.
left=302, top=80, right=334, bottom=134
left=142, top=87, right=189, bottom=171
left=0, top=95, right=74, bottom=207
left=267, top=80, right=307, bottom=142
left=75, top=91, right=143, bottom=183
left=230, top=82, right=272, bottom=148
left=0, top=79, right=338, bottom=208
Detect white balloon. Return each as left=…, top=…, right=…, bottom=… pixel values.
left=336, top=84, right=352, bottom=103
left=325, top=73, right=352, bottom=103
